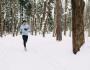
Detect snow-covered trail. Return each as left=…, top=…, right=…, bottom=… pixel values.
left=0, top=33, right=90, bottom=70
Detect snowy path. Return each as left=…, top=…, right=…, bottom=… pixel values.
left=0, top=33, right=90, bottom=70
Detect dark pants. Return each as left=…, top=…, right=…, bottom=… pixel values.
left=22, top=35, right=28, bottom=48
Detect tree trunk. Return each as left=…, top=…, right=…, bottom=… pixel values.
left=11, top=0, right=16, bottom=36
left=35, top=18, right=37, bottom=35
left=56, top=0, right=62, bottom=41
left=42, top=0, right=50, bottom=37
left=53, top=4, right=56, bottom=37
left=20, top=4, right=23, bottom=24
left=64, top=0, right=68, bottom=36
left=0, top=0, right=2, bottom=36
left=0, top=0, right=4, bottom=37
left=42, top=1, right=47, bottom=37
left=71, top=0, right=85, bottom=54
left=87, top=0, right=90, bottom=36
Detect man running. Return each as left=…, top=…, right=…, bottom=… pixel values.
left=20, top=20, right=31, bottom=51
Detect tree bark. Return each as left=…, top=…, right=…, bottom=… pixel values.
left=71, top=0, right=85, bottom=54
left=0, top=0, right=2, bottom=36
left=87, top=0, right=90, bottom=36
left=64, top=0, right=68, bottom=36
left=0, top=0, right=4, bottom=37
left=41, top=0, right=50, bottom=37
left=56, top=0, right=62, bottom=41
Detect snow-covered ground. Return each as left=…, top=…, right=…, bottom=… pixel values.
left=0, top=32, right=90, bottom=70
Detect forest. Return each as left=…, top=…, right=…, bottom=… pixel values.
left=0, top=0, right=90, bottom=54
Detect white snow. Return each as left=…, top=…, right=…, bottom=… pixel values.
left=0, top=32, right=90, bottom=70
